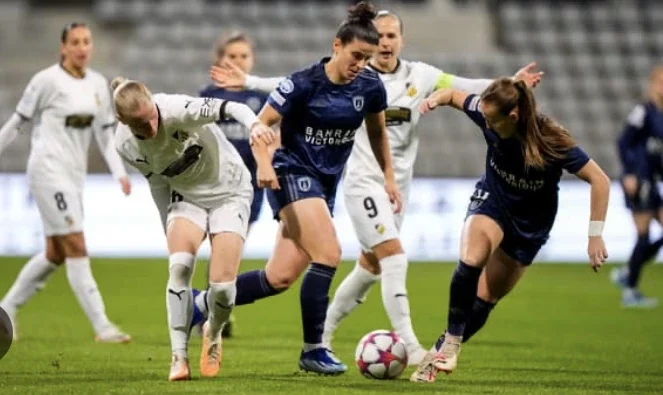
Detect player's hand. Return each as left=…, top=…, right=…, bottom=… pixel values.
left=210, top=60, right=247, bottom=89
left=588, top=236, right=608, bottom=272
left=385, top=179, right=403, bottom=214
left=513, top=62, right=544, bottom=89
left=419, top=89, right=451, bottom=114
left=250, top=122, right=276, bottom=146
left=119, top=176, right=132, bottom=196
left=622, top=174, right=638, bottom=197
left=257, top=165, right=280, bottom=190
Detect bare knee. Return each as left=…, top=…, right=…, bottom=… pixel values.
left=265, top=264, right=301, bottom=291
left=359, top=251, right=381, bottom=275
left=310, top=243, right=342, bottom=267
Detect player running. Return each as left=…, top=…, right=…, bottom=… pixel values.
left=206, top=10, right=543, bottom=365
left=112, top=77, right=273, bottom=381
left=610, top=65, right=663, bottom=308
left=0, top=23, right=131, bottom=343
left=410, top=78, right=610, bottom=383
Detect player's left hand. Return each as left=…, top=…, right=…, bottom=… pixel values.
left=210, top=60, right=246, bottom=89
left=588, top=236, right=608, bottom=272
left=385, top=180, right=402, bottom=214
left=250, top=122, right=276, bottom=146
left=119, top=176, right=132, bottom=196
left=513, top=62, right=544, bottom=89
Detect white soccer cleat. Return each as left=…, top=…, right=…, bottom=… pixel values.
left=432, top=338, right=461, bottom=374
left=409, top=350, right=438, bottom=383
left=169, top=354, right=191, bottom=381
left=95, top=324, right=131, bottom=344
left=406, top=344, right=428, bottom=366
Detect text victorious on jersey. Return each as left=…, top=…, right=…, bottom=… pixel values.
left=305, top=127, right=356, bottom=146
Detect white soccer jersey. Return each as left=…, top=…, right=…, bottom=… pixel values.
left=344, top=60, right=445, bottom=191
left=17, top=64, right=126, bottom=188
left=115, top=94, right=252, bottom=209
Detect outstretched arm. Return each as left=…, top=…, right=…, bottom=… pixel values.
left=420, top=88, right=470, bottom=114
left=574, top=159, right=610, bottom=272
left=210, top=60, right=283, bottom=93
left=0, top=114, right=29, bottom=156
left=250, top=104, right=282, bottom=190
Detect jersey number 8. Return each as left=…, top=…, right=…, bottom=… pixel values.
left=53, top=192, right=68, bottom=211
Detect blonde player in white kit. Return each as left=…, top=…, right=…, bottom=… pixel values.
left=0, top=23, right=131, bottom=343
left=112, top=77, right=274, bottom=381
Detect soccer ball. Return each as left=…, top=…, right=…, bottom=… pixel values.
left=354, top=329, right=408, bottom=379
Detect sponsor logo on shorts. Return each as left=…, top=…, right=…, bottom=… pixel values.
left=64, top=215, right=74, bottom=227
left=297, top=177, right=311, bottom=192
left=375, top=223, right=386, bottom=234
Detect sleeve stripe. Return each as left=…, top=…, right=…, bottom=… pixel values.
left=102, top=122, right=116, bottom=129
left=434, top=73, right=455, bottom=90
left=219, top=100, right=229, bottom=120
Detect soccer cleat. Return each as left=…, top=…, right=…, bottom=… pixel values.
left=168, top=354, right=191, bottom=381
left=622, top=289, right=659, bottom=309
left=432, top=338, right=461, bottom=373
left=610, top=267, right=629, bottom=289
left=406, top=344, right=428, bottom=366
left=95, top=324, right=131, bottom=344
left=409, top=350, right=438, bottom=383
left=298, top=348, right=347, bottom=375
left=200, top=321, right=222, bottom=378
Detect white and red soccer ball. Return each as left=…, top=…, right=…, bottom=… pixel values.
left=354, top=329, right=408, bottom=380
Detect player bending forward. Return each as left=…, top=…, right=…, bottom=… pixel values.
left=411, top=78, right=610, bottom=383
left=112, top=77, right=273, bottom=381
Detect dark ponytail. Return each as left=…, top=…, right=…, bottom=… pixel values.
left=481, top=78, right=576, bottom=169
left=336, top=1, right=379, bottom=46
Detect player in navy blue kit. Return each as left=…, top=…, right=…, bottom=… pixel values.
left=611, top=66, right=663, bottom=308
left=194, top=31, right=270, bottom=338
left=410, top=78, right=611, bottom=383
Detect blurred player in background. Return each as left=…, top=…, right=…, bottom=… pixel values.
left=611, top=66, right=663, bottom=308
left=196, top=31, right=272, bottom=338
left=411, top=79, right=610, bottom=383
left=206, top=10, right=543, bottom=365
left=0, top=23, right=131, bottom=343
left=112, top=76, right=273, bottom=381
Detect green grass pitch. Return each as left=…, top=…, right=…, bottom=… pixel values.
left=0, top=257, right=661, bottom=394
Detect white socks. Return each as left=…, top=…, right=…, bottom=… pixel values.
left=323, top=262, right=379, bottom=347
left=166, top=252, right=195, bottom=357
left=380, top=254, right=420, bottom=350
left=206, top=281, right=236, bottom=341
left=66, top=256, right=112, bottom=334
left=0, top=252, right=58, bottom=316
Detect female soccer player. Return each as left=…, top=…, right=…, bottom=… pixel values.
left=410, top=78, right=610, bottom=383
left=0, top=23, right=131, bottom=343
left=112, top=77, right=273, bottom=381
left=610, top=65, right=663, bottom=309
left=207, top=10, right=543, bottom=365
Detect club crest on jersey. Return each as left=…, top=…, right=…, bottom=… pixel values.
left=278, top=79, right=295, bottom=94
left=297, top=176, right=311, bottom=192
left=353, top=96, right=364, bottom=112
left=172, top=129, right=189, bottom=142
left=406, top=82, right=417, bottom=97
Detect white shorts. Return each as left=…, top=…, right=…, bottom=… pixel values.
left=344, top=185, right=409, bottom=252
left=30, top=184, right=84, bottom=236
left=167, top=193, right=251, bottom=240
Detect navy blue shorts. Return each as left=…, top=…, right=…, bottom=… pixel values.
left=266, top=165, right=340, bottom=220
left=623, top=177, right=661, bottom=212
left=465, top=188, right=548, bottom=266
left=230, top=139, right=264, bottom=224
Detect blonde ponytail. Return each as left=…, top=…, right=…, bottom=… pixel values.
left=110, top=76, right=152, bottom=118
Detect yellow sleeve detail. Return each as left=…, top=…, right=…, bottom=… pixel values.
left=434, top=73, right=455, bottom=90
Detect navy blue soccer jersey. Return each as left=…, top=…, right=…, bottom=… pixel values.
left=617, top=101, right=663, bottom=180
left=463, top=94, right=591, bottom=237
left=199, top=85, right=268, bottom=140
left=267, top=57, right=388, bottom=177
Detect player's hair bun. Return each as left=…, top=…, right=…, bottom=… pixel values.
left=110, top=76, right=127, bottom=92
left=347, top=1, right=377, bottom=25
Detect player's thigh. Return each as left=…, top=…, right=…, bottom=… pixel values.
left=460, top=215, right=504, bottom=267
left=44, top=236, right=66, bottom=264
left=279, top=197, right=341, bottom=265
left=207, top=197, right=251, bottom=282
left=264, top=222, right=311, bottom=289
left=345, top=190, right=400, bottom=254
left=55, top=232, right=87, bottom=258
left=358, top=251, right=381, bottom=275
left=30, top=184, right=84, bottom=238
left=477, top=247, right=528, bottom=304
left=166, top=201, right=207, bottom=255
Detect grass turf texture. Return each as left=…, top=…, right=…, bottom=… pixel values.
left=0, top=258, right=661, bottom=394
